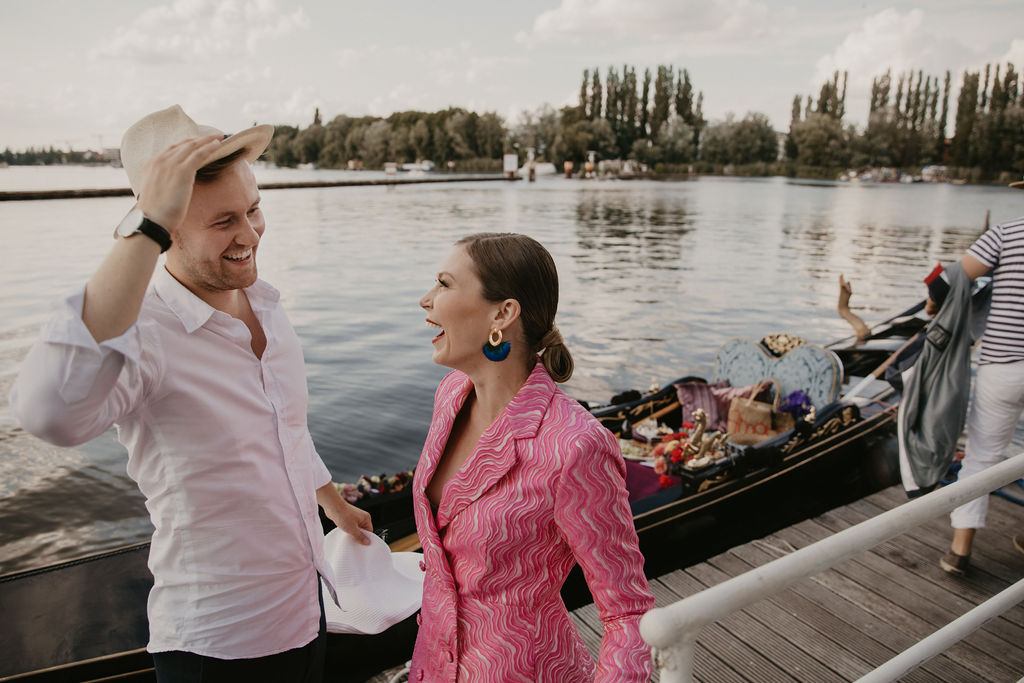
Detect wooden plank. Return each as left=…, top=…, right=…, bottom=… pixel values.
left=817, top=501, right=1024, bottom=631
left=805, top=506, right=1024, bottom=648
left=387, top=533, right=422, bottom=553
left=579, top=483, right=1023, bottom=682
left=649, top=576, right=795, bottom=682
left=646, top=576, right=744, bottom=683
left=704, top=549, right=886, bottom=680
left=682, top=560, right=850, bottom=681
left=866, top=486, right=1024, bottom=575
left=726, top=542, right=965, bottom=683
left=775, top=520, right=1022, bottom=681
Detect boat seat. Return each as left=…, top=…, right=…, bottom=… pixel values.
left=712, top=338, right=843, bottom=408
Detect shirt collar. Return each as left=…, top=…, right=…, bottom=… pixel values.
left=153, top=267, right=280, bottom=334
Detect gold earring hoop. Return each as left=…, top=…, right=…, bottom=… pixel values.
left=488, top=329, right=502, bottom=346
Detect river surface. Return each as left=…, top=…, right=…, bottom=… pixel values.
left=1, top=165, right=1021, bottom=574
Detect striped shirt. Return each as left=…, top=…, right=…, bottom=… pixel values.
left=968, top=216, right=1024, bottom=365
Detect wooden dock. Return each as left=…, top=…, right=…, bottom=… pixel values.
left=570, top=484, right=1024, bottom=682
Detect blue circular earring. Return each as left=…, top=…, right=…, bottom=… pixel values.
left=483, top=328, right=511, bottom=362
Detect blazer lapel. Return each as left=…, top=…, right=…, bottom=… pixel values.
left=414, top=372, right=473, bottom=533
left=436, top=362, right=556, bottom=530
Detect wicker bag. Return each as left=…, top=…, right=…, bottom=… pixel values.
left=726, top=379, right=795, bottom=446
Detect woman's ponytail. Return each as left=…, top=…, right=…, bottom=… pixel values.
left=539, top=326, right=573, bottom=383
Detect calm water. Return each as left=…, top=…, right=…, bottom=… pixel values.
left=1, top=165, right=1021, bottom=574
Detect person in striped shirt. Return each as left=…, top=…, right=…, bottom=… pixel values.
left=937, top=177, right=1024, bottom=575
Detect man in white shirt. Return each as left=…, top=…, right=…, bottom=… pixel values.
left=10, top=105, right=371, bottom=682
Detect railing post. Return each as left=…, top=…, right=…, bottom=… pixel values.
left=653, top=634, right=697, bottom=683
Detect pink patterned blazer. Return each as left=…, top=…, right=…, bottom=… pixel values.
left=410, top=362, right=654, bottom=682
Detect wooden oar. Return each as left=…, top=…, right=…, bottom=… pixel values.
left=841, top=331, right=922, bottom=401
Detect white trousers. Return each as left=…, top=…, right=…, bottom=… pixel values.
left=950, top=360, right=1024, bottom=529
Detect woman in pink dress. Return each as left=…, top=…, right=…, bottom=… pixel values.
left=410, top=233, right=654, bottom=682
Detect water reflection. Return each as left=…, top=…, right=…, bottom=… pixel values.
left=2, top=174, right=1022, bottom=573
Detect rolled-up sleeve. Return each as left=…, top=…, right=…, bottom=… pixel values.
left=10, top=288, right=148, bottom=447
left=309, top=442, right=332, bottom=489
left=553, top=426, right=655, bottom=682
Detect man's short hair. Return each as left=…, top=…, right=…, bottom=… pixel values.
left=195, top=148, right=248, bottom=184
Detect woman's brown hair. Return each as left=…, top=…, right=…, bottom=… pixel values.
left=456, top=233, right=574, bottom=382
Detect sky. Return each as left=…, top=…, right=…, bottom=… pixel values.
left=2, top=0, right=1023, bottom=152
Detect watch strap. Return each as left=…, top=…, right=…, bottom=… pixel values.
left=136, top=218, right=172, bottom=253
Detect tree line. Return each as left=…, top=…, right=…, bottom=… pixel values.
left=786, top=62, right=1024, bottom=181
left=5, top=62, right=1022, bottom=181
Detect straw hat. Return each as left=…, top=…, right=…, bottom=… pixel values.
left=119, top=104, right=273, bottom=196
left=319, top=528, right=425, bottom=634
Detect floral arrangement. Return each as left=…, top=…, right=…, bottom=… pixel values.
left=649, top=422, right=695, bottom=488
left=778, top=390, right=813, bottom=419
left=335, top=469, right=415, bottom=504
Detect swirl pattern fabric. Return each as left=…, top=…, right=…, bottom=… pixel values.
left=410, top=363, right=654, bottom=682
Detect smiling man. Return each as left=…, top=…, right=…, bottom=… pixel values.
left=10, top=105, right=370, bottom=682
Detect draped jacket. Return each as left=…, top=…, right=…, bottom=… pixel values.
left=409, top=362, right=654, bottom=682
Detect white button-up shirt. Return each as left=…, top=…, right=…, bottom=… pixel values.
left=11, top=267, right=337, bottom=659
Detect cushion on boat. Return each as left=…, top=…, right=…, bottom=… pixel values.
left=712, top=339, right=773, bottom=388
left=675, top=379, right=773, bottom=432
left=771, top=344, right=842, bottom=408
left=712, top=338, right=842, bottom=408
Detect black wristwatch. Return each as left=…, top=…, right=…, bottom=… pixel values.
left=115, top=207, right=172, bottom=253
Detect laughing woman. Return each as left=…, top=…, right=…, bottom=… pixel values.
left=410, top=233, right=654, bottom=682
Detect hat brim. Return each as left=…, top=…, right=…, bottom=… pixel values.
left=210, top=124, right=274, bottom=167
left=322, top=552, right=424, bottom=634
left=319, top=529, right=425, bottom=635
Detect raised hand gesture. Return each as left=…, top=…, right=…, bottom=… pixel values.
left=137, top=135, right=223, bottom=235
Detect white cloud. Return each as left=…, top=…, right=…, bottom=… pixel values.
left=995, top=38, right=1024, bottom=74
left=517, top=0, right=772, bottom=46
left=812, top=8, right=977, bottom=126
left=95, top=0, right=309, bottom=64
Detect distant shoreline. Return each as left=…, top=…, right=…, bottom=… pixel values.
left=0, top=174, right=517, bottom=202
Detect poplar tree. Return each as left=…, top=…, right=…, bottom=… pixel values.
left=980, top=64, right=990, bottom=111
left=894, top=73, right=906, bottom=128
left=786, top=95, right=801, bottom=159
left=675, top=70, right=693, bottom=125
left=651, top=65, right=673, bottom=140
left=623, top=66, right=639, bottom=151
left=950, top=70, right=979, bottom=166
left=936, top=71, right=951, bottom=160
left=590, top=68, right=603, bottom=120
left=579, top=69, right=590, bottom=118
left=870, top=70, right=892, bottom=114
left=693, top=92, right=705, bottom=147
left=640, top=69, right=652, bottom=139
left=605, top=67, right=620, bottom=142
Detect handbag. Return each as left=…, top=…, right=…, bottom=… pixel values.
left=726, top=379, right=795, bottom=446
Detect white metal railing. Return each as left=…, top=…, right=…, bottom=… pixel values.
left=639, top=451, right=1024, bottom=683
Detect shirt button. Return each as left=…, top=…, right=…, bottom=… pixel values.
left=419, top=560, right=426, bottom=571
left=416, top=612, right=422, bottom=625
left=446, top=649, right=454, bottom=663
left=416, top=670, right=424, bottom=681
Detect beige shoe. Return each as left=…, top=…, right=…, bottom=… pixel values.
left=940, top=550, right=970, bottom=575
